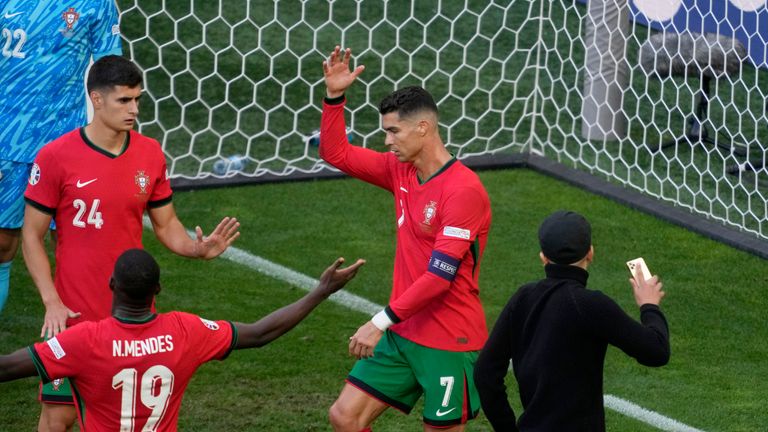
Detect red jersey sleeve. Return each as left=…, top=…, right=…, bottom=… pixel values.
left=28, top=323, right=94, bottom=383
left=433, top=186, right=490, bottom=256
left=148, top=145, right=173, bottom=207
left=24, top=144, right=64, bottom=213
left=178, top=313, right=237, bottom=363
left=319, top=98, right=394, bottom=192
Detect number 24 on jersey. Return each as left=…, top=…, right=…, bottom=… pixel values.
left=72, top=199, right=104, bottom=229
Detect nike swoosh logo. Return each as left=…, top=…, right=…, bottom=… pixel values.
left=76, top=178, right=98, bottom=188
left=435, top=407, right=456, bottom=417
left=4, top=12, right=24, bottom=19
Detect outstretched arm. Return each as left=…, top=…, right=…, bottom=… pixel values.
left=234, top=257, right=365, bottom=349
left=0, top=348, right=37, bottom=382
left=147, top=203, right=240, bottom=260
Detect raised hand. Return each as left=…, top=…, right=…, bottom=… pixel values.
left=194, top=216, right=240, bottom=260
left=323, top=46, right=365, bottom=98
left=317, top=257, right=366, bottom=297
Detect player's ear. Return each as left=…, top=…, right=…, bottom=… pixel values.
left=108, top=276, right=116, bottom=292
left=154, top=284, right=161, bottom=296
left=418, top=119, right=427, bottom=136
left=90, top=90, right=102, bottom=108
left=586, top=245, right=594, bottom=263
left=539, top=251, right=549, bottom=265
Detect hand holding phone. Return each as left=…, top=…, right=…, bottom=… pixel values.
left=626, top=257, right=664, bottom=306
left=626, top=257, right=652, bottom=282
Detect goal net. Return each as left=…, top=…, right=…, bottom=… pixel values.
left=116, top=0, right=768, bottom=239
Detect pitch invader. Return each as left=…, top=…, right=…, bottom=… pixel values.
left=0, top=0, right=122, bottom=314
left=23, top=55, right=241, bottom=432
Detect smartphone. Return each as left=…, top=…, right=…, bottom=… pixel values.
left=626, top=257, right=653, bottom=282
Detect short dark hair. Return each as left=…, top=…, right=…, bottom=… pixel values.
left=379, top=86, right=438, bottom=119
left=87, top=55, right=143, bottom=93
left=112, top=249, right=160, bottom=300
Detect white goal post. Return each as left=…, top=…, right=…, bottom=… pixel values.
left=116, top=0, right=768, bottom=241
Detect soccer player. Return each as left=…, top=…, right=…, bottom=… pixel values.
left=0, top=248, right=366, bottom=431
left=22, top=55, right=241, bottom=432
left=474, top=211, right=670, bottom=431
left=320, top=46, right=492, bottom=431
left=0, top=0, right=122, bottom=313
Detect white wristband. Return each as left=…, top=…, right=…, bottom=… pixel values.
left=371, top=310, right=394, bottom=331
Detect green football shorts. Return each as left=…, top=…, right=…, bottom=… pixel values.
left=38, top=335, right=74, bottom=404
left=347, top=330, right=480, bottom=427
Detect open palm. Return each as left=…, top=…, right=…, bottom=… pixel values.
left=323, top=45, right=365, bottom=98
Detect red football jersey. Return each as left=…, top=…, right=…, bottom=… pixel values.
left=25, top=128, right=172, bottom=325
left=29, top=312, right=236, bottom=432
left=321, top=99, right=491, bottom=351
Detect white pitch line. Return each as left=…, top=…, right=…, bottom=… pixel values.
left=221, top=246, right=382, bottom=316
left=141, top=217, right=381, bottom=316
left=143, top=218, right=705, bottom=432
left=604, top=395, right=705, bottom=432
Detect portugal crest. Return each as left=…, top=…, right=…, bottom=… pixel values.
left=51, top=378, right=63, bottom=391
left=60, top=8, right=80, bottom=37
left=135, top=170, right=150, bottom=194
left=422, top=201, right=437, bottom=225
left=62, top=8, right=79, bottom=30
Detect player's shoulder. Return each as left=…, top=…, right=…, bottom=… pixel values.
left=129, top=130, right=162, bottom=149
left=49, top=128, right=82, bottom=146
left=443, top=164, right=490, bottom=202
left=128, top=130, right=166, bottom=159
left=55, top=319, right=100, bottom=344
left=69, top=0, right=117, bottom=11
left=36, top=129, right=83, bottom=157
left=39, top=0, right=100, bottom=17
left=164, top=311, right=223, bottom=329
left=160, top=310, right=196, bottom=325
left=452, top=160, right=486, bottom=185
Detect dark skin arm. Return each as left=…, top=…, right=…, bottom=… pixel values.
left=234, top=257, right=365, bottom=349
left=0, top=258, right=365, bottom=380
left=0, top=348, right=37, bottom=382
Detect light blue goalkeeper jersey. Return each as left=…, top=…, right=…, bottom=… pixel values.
left=0, top=0, right=122, bottom=163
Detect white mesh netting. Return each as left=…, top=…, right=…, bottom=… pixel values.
left=116, top=0, right=768, bottom=239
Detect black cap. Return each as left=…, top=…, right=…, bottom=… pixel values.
left=538, top=210, right=592, bottom=265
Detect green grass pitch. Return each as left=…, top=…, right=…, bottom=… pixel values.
left=1, top=169, right=766, bottom=430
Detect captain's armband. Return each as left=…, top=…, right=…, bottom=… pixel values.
left=427, top=250, right=460, bottom=282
